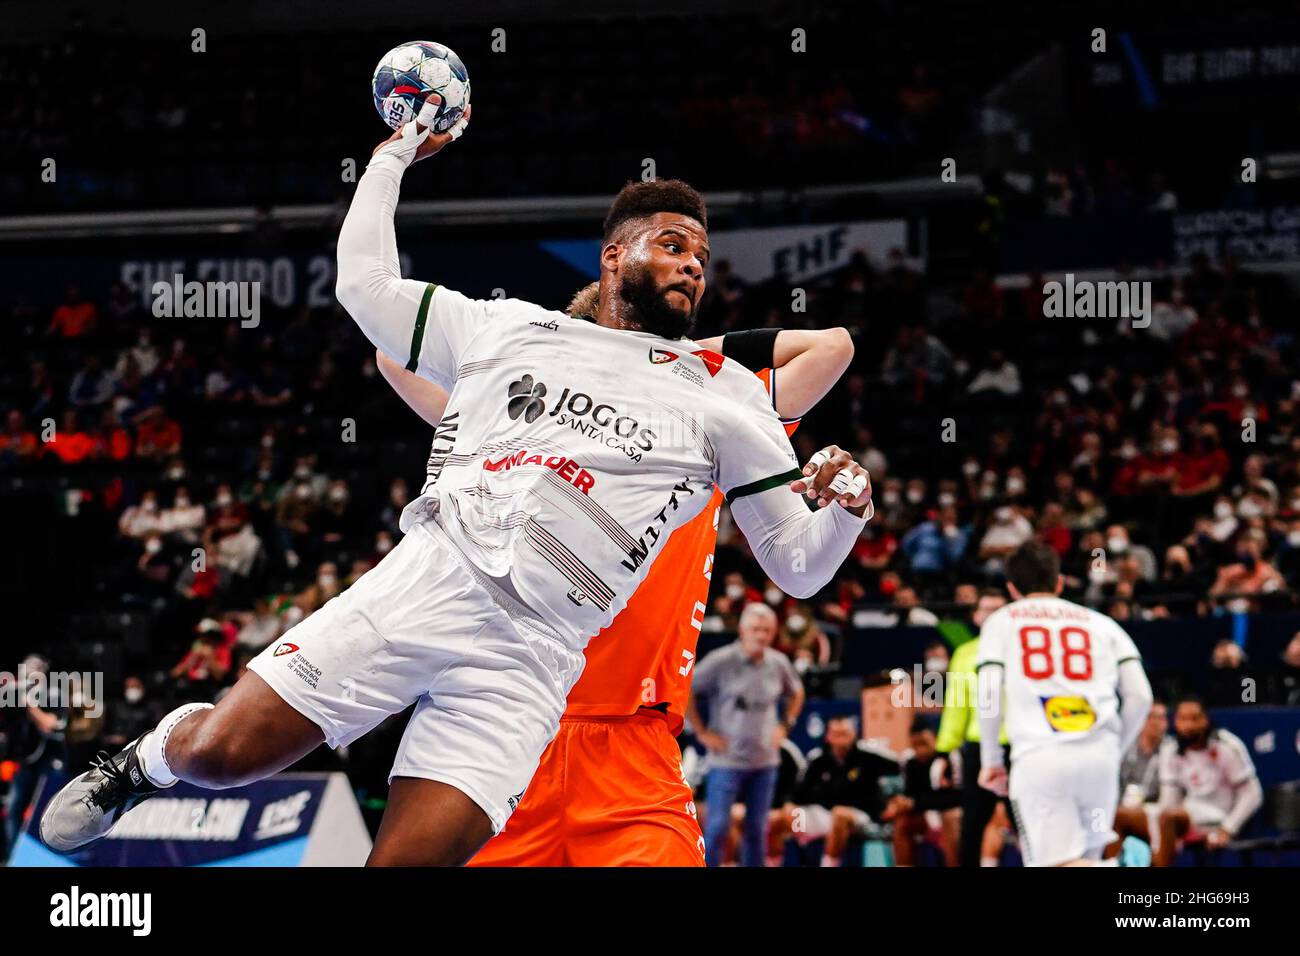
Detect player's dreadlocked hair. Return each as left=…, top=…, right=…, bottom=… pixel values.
left=565, top=282, right=600, bottom=321
left=602, top=179, right=707, bottom=244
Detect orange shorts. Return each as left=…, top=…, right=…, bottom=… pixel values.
left=469, top=711, right=704, bottom=867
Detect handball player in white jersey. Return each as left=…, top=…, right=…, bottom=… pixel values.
left=975, top=541, right=1154, bottom=867
left=40, top=112, right=875, bottom=865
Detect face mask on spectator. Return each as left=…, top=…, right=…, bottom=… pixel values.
left=924, top=655, right=947, bottom=672
left=962, top=461, right=979, bottom=477
left=216, top=492, right=233, bottom=507
left=1118, top=444, right=1137, bottom=460
left=141, top=498, right=157, bottom=512
left=174, top=494, right=190, bottom=508
left=765, top=587, right=783, bottom=605
left=1214, top=502, right=1233, bottom=519
left=145, top=538, right=162, bottom=554
left=1238, top=498, right=1263, bottom=519
left=296, top=484, right=312, bottom=500
left=1289, top=530, right=1300, bottom=547
left=376, top=535, right=394, bottom=554
left=1006, top=477, right=1026, bottom=495
left=167, top=465, right=185, bottom=481
left=786, top=614, right=808, bottom=634
left=906, top=488, right=924, bottom=504
left=295, top=466, right=311, bottom=480
left=725, top=583, right=745, bottom=600
left=938, top=492, right=956, bottom=507
left=318, top=573, right=337, bottom=588
left=1107, top=535, right=1129, bottom=553
left=261, top=434, right=275, bottom=448
left=125, top=687, right=144, bottom=704
left=329, top=486, right=348, bottom=503
left=882, top=490, right=900, bottom=506
left=1159, top=438, right=1178, bottom=454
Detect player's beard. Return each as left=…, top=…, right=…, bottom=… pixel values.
left=618, top=263, right=697, bottom=339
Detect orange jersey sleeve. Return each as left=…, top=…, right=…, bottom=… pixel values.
left=563, top=365, right=799, bottom=731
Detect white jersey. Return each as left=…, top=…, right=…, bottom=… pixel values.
left=1156, top=730, right=1257, bottom=826
left=975, top=596, right=1141, bottom=760
left=398, top=285, right=803, bottom=650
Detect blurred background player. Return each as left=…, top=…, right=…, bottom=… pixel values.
left=768, top=714, right=896, bottom=867
left=882, top=719, right=962, bottom=865
left=1112, top=694, right=1261, bottom=866
left=976, top=541, right=1154, bottom=867
left=687, top=602, right=805, bottom=866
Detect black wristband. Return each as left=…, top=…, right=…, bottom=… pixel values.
left=721, top=327, right=782, bottom=371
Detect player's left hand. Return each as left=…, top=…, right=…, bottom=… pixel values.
left=790, top=445, right=872, bottom=516
left=977, top=765, right=1009, bottom=797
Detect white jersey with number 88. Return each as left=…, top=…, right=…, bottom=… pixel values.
left=975, top=595, right=1142, bottom=760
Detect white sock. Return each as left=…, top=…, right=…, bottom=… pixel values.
left=820, top=854, right=840, bottom=868
left=139, top=702, right=214, bottom=787
left=980, top=856, right=998, bottom=867
left=1095, top=858, right=1118, bottom=867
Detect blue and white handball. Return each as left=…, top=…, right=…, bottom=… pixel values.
left=371, top=41, right=471, bottom=133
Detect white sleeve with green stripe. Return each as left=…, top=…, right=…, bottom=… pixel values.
left=336, top=152, right=492, bottom=391
left=718, top=395, right=869, bottom=599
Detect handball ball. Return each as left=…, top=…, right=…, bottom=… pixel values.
left=372, top=41, right=470, bottom=133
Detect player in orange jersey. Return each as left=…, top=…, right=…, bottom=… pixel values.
left=378, top=282, right=854, bottom=865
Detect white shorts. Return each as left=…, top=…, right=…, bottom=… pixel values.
left=248, top=518, right=585, bottom=833
left=1008, top=737, right=1120, bottom=867
left=794, top=804, right=872, bottom=845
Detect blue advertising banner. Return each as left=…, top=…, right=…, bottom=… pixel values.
left=8, top=772, right=370, bottom=867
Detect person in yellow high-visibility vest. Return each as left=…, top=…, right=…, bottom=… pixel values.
left=935, top=591, right=1009, bottom=866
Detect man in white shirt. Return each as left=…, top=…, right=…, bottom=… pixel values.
left=41, top=114, right=875, bottom=866
left=1112, top=694, right=1262, bottom=866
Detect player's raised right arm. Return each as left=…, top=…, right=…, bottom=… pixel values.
left=335, top=116, right=471, bottom=389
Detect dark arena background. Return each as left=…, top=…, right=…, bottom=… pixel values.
left=1, top=0, right=1298, bottom=933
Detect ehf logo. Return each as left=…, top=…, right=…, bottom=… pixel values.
left=506, top=374, right=548, bottom=423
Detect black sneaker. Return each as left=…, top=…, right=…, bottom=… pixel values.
left=39, top=732, right=168, bottom=853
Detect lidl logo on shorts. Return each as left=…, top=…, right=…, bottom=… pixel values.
left=1041, top=695, right=1095, bottom=732
left=273, top=642, right=299, bottom=657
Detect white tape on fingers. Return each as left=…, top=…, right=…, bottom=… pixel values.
left=828, top=467, right=854, bottom=495
left=845, top=473, right=868, bottom=499
left=448, top=116, right=468, bottom=140
left=416, top=100, right=443, bottom=128
left=806, top=448, right=832, bottom=472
